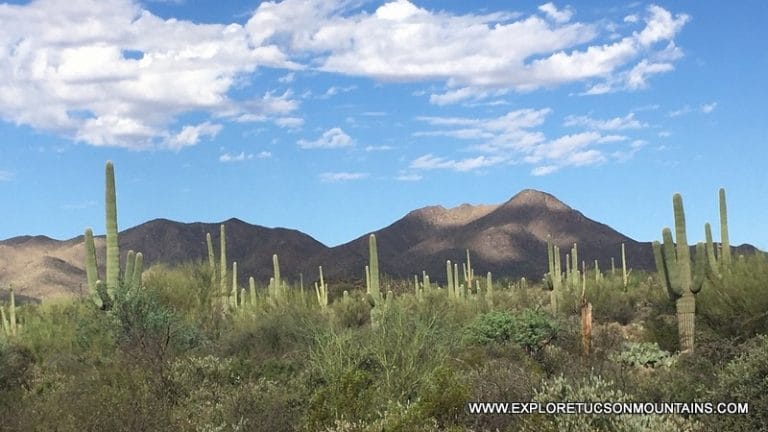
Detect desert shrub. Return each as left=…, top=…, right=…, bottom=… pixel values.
left=330, top=290, right=371, bottom=329
left=0, top=339, right=35, bottom=391
left=697, top=253, right=768, bottom=340
left=610, top=342, right=675, bottom=368
left=466, top=355, right=543, bottom=432
left=464, top=309, right=558, bottom=355
left=111, top=280, right=203, bottom=388
left=705, top=334, right=768, bottom=431
left=142, top=262, right=220, bottom=328
left=306, top=299, right=457, bottom=430
left=169, top=354, right=306, bottom=432
left=222, top=299, right=323, bottom=363
left=14, top=361, right=174, bottom=432
left=416, top=366, right=471, bottom=428
left=520, top=374, right=700, bottom=432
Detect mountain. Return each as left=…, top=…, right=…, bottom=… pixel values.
left=302, top=189, right=653, bottom=283
left=0, top=189, right=759, bottom=300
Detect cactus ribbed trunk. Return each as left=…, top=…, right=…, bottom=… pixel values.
left=84, top=228, right=99, bottom=296
left=581, top=302, right=592, bottom=357
left=105, top=161, right=119, bottom=296
left=621, top=243, right=628, bottom=287
left=368, top=234, right=380, bottom=301
left=9, top=287, right=16, bottom=337
left=676, top=295, right=696, bottom=352
left=719, top=188, right=731, bottom=265
left=220, top=224, right=227, bottom=304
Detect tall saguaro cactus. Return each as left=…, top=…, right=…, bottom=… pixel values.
left=84, top=162, right=144, bottom=309
left=105, top=161, right=119, bottom=296
left=652, top=193, right=706, bottom=352
left=719, top=188, right=732, bottom=266
left=367, top=234, right=381, bottom=302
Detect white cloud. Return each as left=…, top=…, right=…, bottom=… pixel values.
left=624, top=14, right=638, bottom=23
left=668, top=105, right=692, bottom=117
left=257, top=151, right=272, bottom=159
left=219, top=151, right=253, bottom=162
left=278, top=72, right=295, bottom=83
left=246, top=1, right=688, bottom=104
left=320, top=85, right=357, bottom=98
left=538, top=3, right=573, bottom=24
left=298, top=127, right=354, bottom=149
left=166, top=122, right=222, bottom=150
left=409, top=154, right=505, bottom=172
left=531, top=165, right=559, bottom=176
left=365, top=145, right=394, bottom=151
left=0, top=170, right=14, bottom=181
left=700, top=102, right=717, bottom=113
left=0, top=0, right=299, bottom=149
left=274, top=117, right=304, bottom=128
left=412, top=108, right=641, bottom=175
left=564, top=113, right=647, bottom=130
left=319, top=172, right=368, bottom=182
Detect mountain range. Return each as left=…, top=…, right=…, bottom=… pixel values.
left=0, top=189, right=757, bottom=301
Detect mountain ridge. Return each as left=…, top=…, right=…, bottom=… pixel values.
left=0, top=189, right=759, bottom=299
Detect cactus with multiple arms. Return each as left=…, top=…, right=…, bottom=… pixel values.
left=652, top=193, right=707, bottom=352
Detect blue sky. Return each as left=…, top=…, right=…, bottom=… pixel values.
left=0, top=0, right=766, bottom=251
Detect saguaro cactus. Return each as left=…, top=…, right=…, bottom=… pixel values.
left=315, top=266, right=328, bottom=308
left=719, top=188, right=731, bottom=266
left=105, top=161, right=119, bottom=297
left=84, top=162, right=144, bottom=309
left=545, top=236, right=562, bottom=314
left=652, top=193, right=706, bottom=352
left=367, top=234, right=381, bottom=303
left=220, top=224, right=228, bottom=301
left=84, top=228, right=99, bottom=295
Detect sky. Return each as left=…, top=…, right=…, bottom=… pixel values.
left=0, top=0, right=766, bottom=251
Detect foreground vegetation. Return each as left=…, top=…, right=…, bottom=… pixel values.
left=2, top=256, right=767, bottom=431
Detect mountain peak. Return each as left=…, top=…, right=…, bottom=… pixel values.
left=504, top=189, right=570, bottom=211
left=408, top=203, right=498, bottom=227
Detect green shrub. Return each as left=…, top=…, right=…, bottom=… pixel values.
left=706, top=334, right=768, bottom=431
left=697, top=253, right=768, bottom=340
left=610, top=342, right=675, bottom=368
left=521, top=374, right=699, bottom=432
left=464, top=309, right=558, bottom=355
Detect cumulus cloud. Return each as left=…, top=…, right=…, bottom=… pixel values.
left=0, top=0, right=299, bottom=149
left=245, top=1, right=688, bottom=104
left=0, top=0, right=690, bottom=148
left=298, top=127, right=354, bottom=149
left=167, top=122, right=222, bottom=150
left=538, top=3, right=574, bottom=24
left=319, top=171, right=368, bottom=182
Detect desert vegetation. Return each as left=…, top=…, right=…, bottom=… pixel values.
left=1, top=161, right=766, bottom=431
